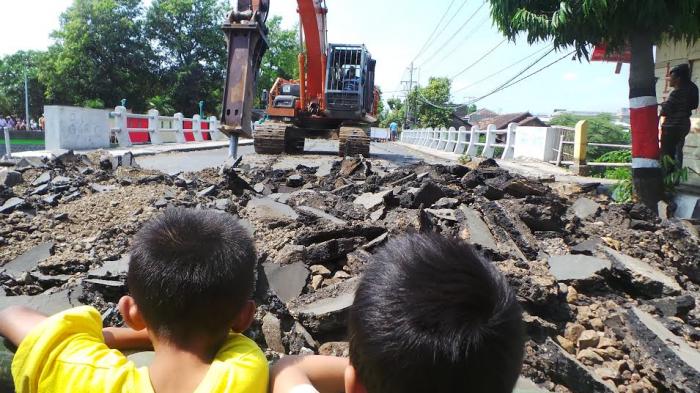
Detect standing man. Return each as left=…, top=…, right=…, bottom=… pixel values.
left=660, top=64, right=699, bottom=170
left=389, top=121, right=399, bottom=142
left=0, top=116, right=6, bottom=131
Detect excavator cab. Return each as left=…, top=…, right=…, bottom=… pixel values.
left=325, top=44, right=377, bottom=121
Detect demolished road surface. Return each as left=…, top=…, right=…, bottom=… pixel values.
left=1, top=149, right=700, bottom=392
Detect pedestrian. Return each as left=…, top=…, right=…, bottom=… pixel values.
left=660, top=63, right=699, bottom=170
left=30, top=119, right=37, bottom=131
left=0, top=116, right=6, bottom=130
left=389, top=121, right=398, bottom=141
left=6, top=116, right=15, bottom=130
left=39, top=114, right=45, bottom=131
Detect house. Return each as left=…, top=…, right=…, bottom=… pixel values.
left=464, top=108, right=498, bottom=124
left=474, top=112, right=546, bottom=130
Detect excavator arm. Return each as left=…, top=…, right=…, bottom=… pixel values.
left=220, top=0, right=271, bottom=138
left=221, top=0, right=328, bottom=138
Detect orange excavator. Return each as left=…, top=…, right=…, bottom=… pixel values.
left=220, top=0, right=379, bottom=157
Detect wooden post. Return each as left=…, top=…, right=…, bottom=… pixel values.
left=573, top=120, right=589, bottom=175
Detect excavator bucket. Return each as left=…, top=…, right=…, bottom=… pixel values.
left=220, top=0, right=269, bottom=139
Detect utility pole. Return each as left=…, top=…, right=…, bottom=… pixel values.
left=24, top=72, right=30, bottom=129
left=403, top=63, right=417, bottom=128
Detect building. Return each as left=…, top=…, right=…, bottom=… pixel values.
left=474, top=112, right=546, bottom=130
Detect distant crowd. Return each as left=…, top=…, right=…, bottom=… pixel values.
left=0, top=114, right=45, bottom=131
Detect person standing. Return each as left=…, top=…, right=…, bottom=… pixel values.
left=389, top=121, right=398, bottom=141
left=660, top=64, right=699, bottom=170
left=39, top=114, right=46, bottom=131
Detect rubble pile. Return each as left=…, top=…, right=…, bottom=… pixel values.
left=2, top=151, right=700, bottom=392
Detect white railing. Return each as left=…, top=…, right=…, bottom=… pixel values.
left=109, top=106, right=224, bottom=148
left=400, top=123, right=517, bottom=160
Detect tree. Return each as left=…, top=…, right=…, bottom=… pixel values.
left=0, top=51, right=47, bottom=119
left=41, top=0, right=156, bottom=111
left=380, top=97, right=405, bottom=128
left=145, top=0, right=228, bottom=116
left=488, top=0, right=700, bottom=208
left=256, top=16, right=301, bottom=108
left=408, top=77, right=453, bottom=129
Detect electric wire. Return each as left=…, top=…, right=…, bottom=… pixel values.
left=419, top=2, right=489, bottom=69
left=410, top=0, right=458, bottom=63
left=452, top=45, right=552, bottom=93
left=414, top=0, right=472, bottom=63
left=449, top=38, right=508, bottom=79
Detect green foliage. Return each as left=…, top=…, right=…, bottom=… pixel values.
left=81, top=98, right=106, bottom=109
left=0, top=51, right=47, bottom=119
left=145, top=0, right=228, bottom=115
left=549, top=114, right=630, bottom=160
left=148, top=95, right=176, bottom=115
left=661, top=155, right=689, bottom=194
left=488, top=1, right=700, bottom=58
left=40, top=0, right=156, bottom=112
left=257, top=16, right=301, bottom=108
left=407, top=77, right=453, bottom=129
left=612, top=178, right=634, bottom=203
left=458, top=154, right=472, bottom=165
left=595, top=150, right=632, bottom=164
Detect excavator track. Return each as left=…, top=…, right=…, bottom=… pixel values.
left=339, top=127, right=370, bottom=157
left=254, top=121, right=288, bottom=154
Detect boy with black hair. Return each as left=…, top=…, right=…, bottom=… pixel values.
left=270, top=233, right=525, bottom=393
left=0, top=208, right=267, bottom=393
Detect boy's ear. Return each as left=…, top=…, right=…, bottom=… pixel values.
left=231, top=300, right=256, bottom=333
left=345, top=364, right=368, bottom=393
left=118, top=296, right=147, bottom=331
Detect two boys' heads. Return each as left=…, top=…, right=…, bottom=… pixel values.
left=126, top=208, right=525, bottom=392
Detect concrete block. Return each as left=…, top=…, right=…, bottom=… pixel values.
left=514, top=127, right=562, bottom=162
left=45, top=106, right=111, bottom=151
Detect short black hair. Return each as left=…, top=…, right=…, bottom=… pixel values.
left=348, top=233, right=525, bottom=393
left=128, top=208, right=256, bottom=344
left=671, top=64, right=691, bottom=81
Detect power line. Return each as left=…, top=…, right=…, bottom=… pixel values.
left=415, top=0, right=472, bottom=63
left=449, top=38, right=507, bottom=79
left=419, top=2, right=488, bottom=69
left=461, top=49, right=575, bottom=107
left=453, top=45, right=552, bottom=94
left=417, top=47, right=566, bottom=112
left=410, top=0, right=458, bottom=63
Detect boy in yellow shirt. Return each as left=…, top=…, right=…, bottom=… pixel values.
left=0, top=208, right=268, bottom=393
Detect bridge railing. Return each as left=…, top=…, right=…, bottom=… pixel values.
left=400, top=123, right=517, bottom=160
left=109, top=106, right=224, bottom=148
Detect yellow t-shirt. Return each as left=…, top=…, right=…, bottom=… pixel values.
left=11, top=306, right=268, bottom=393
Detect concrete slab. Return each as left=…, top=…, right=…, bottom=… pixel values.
left=623, top=308, right=700, bottom=391
left=603, top=247, right=682, bottom=297
left=2, top=242, right=54, bottom=276
left=570, top=198, right=601, bottom=220
left=458, top=205, right=498, bottom=250
left=263, top=262, right=309, bottom=303
left=245, top=197, right=299, bottom=221
left=88, top=255, right=129, bottom=280
left=548, top=254, right=611, bottom=282
left=296, top=206, right=347, bottom=225
left=0, top=288, right=81, bottom=315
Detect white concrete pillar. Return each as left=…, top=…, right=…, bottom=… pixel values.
left=174, top=113, right=186, bottom=144
left=466, top=126, right=479, bottom=157
left=148, top=109, right=163, bottom=145
left=192, top=115, right=204, bottom=142
left=114, top=106, right=131, bottom=148
left=482, top=124, right=498, bottom=158
left=501, top=123, right=517, bottom=160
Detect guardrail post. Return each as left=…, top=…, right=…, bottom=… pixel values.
left=437, top=128, right=448, bottom=151
left=2, top=127, right=11, bottom=158
left=148, top=109, right=163, bottom=145
left=174, top=113, right=186, bottom=144
left=501, top=123, right=517, bottom=160
left=192, top=115, right=204, bottom=142
left=455, top=127, right=468, bottom=154
left=466, top=126, right=479, bottom=157
left=482, top=125, right=497, bottom=158
left=445, top=127, right=457, bottom=152
left=113, top=106, right=132, bottom=148
left=209, top=116, right=222, bottom=141
left=573, top=120, right=589, bottom=175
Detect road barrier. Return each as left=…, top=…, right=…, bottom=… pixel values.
left=400, top=124, right=517, bottom=160
left=109, top=106, right=224, bottom=148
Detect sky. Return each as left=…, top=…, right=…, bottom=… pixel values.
left=0, top=0, right=631, bottom=115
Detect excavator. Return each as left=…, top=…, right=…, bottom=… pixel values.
left=220, top=0, right=379, bottom=157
